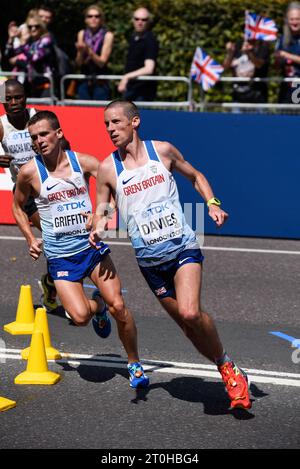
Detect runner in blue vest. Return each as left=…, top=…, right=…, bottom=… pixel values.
left=13, top=110, right=148, bottom=389
left=0, top=79, right=58, bottom=312
left=89, top=100, right=251, bottom=409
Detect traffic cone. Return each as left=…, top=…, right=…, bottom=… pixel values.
left=15, top=330, right=61, bottom=385
left=0, top=396, right=16, bottom=412
left=21, top=308, right=61, bottom=360
left=4, top=285, right=35, bottom=335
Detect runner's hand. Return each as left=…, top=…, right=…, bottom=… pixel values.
left=0, top=154, right=13, bottom=168
left=89, top=229, right=102, bottom=249
left=208, top=205, right=229, bottom=227
left=28, top=238, right=42, bottom=260
left=81, top=212, right=93, bottom=231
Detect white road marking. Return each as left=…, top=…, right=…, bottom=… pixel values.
left=1, top=348, right=300, bottom=387
left=0, top=235, right=299, bottom=255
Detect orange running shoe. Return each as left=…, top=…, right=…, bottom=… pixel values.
left=218, top=361, right=251, bottom=410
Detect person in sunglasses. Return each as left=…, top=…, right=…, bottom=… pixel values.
left=5, top=11, right=56, bottom=98
left=118, top=7, right=159, bottom=102
left=75, top=4, right=114, bottom=100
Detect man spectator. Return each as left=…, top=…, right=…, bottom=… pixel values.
left=223, top=38, right=270, bottom=104
left=275, top=1, right=300, bottom=103
left=118, top=7, right=159, bottom=101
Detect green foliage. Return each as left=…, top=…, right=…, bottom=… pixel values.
left=1, top=0, right=292, bottom=102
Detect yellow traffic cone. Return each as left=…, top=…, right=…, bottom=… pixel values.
left=21, top=308, right=61, bottom=360
left=4, top=285, right=35, bottom=335
left=15, top=330, right=61, bottom=385
left=0, top=396, right=16, bottom=412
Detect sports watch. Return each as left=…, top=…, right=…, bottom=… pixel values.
left=207, top=197, right=221, bottom=207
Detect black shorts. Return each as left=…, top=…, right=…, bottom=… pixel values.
left=138, top=248, right=204, bottom=299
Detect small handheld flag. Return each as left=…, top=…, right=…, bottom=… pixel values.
left=190, top=47, right=223, bottom=91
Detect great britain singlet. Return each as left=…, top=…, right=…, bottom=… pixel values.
left=1, top=108, right=36, bottom=182
left=34, top=150, right=92, bottom=259
left=112, top=140, right=199, bottom=266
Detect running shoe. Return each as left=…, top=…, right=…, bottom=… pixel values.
left=38, top=273, right=58, bottom=312
left=91, top=290, right=111, bottom=339
left=218, top=361, right=251, bottom=410
left=127, top=362, right=149, bottom=389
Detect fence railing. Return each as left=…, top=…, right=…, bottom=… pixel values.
left=59, top=74, right=192, bottom=109
left=2, top=70, right=300, bottom=112
left=0, top=70, right=56, bottom=105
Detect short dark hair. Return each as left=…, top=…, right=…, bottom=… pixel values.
left=5, top=79, right=25, bottom=93
left=28, top=110, right=61, bottom=130
left=38, top=4, right=54, bottom=15
left=105, top=100, right=140, bottom=120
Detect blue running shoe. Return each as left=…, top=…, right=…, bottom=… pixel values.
left=91, top=290, right=111, bottom=339
left=127, top=362, right=149, bottom=389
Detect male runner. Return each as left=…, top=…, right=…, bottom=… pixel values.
left=13, top=110, right=148, bottom=388
left=0, top=79, right=57, bottom=311
left=89, top=100, right=251, bottom=409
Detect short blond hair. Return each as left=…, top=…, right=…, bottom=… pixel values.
left=84, top=4, right=104, bottom=20
left=26, top=12, right=48, bottom=35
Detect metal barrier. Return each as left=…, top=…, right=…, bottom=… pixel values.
left=2, top=70, right=300, bottom=113
left=194, top=76, right=300, bottom=113
left=59, top=74, right=192, bottom=109
left=0, top=70, right=56, bottom=105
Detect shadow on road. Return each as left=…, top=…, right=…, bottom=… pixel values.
left=57, top=356, right=268, bottom=420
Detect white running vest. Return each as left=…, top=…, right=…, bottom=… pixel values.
left=34, top=150, right=92, bottom=259
left=112, top=140, right=198, bottom=266
left=1, top=108, right=36, bottom=182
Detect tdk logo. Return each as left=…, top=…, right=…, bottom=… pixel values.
left=143, top=202, right=170, bottom=218
left=13, top=131, right=31, bottom=140
left=57, top=201, right=86, bottom=212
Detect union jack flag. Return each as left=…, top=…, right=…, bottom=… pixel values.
left=245, top=11, right=278, bottom=41
left=190, top=47, right=224, bottom=91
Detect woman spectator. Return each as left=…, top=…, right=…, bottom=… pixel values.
left=5, top=12, right=56, bottom=98
left=75, top=4, right=114, bottom=100
left=275, top=2, right=300, bottom=103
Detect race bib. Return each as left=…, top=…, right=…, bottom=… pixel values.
left=134, top=200, right=183, bottom=246
left=50, top=195, right=92, bottom=236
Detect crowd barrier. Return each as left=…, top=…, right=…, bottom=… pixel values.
left=0, top=105, right=299, bottom=239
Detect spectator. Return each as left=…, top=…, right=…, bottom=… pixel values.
left=275, top=2, right=300, bottom=103
left=118, top=7, right=159, bottom=101
left=5, top=12, right=56, bottom=98
left=223, top=38, right=270, bottom=103
left=75, top=4, right=114, bottom=100
left=37, top=4, right=73, bottom=97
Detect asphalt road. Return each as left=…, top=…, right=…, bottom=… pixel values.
left=0, top=225, right=299, bottom=451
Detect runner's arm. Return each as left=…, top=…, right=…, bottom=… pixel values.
left=77, top=153, right=100, bottom=178
left=158, top=141, right=229, bottom=227
left=0, top=121, right=14, bottom=168
left=89, top=160, right=115, bottom=247
left=12, top=166, right=42, bottom=259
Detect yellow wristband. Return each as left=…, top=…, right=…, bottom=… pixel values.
left=207, top=197, right=221, bottom=207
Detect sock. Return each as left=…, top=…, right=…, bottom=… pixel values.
left=215, top=351, right=231, bottom=367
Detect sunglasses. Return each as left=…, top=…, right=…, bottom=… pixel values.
left=133, top=17, right=149, bottom=22
left=28, top=24, right=40, bottom=30
left=86, top=14, right=101, bottom=18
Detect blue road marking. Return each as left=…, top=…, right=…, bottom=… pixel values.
left=270, top=331, right=300, bottom=348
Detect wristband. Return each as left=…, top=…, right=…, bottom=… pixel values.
left=207, top=197, right=221, bottom=207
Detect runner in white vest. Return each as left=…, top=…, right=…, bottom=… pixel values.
left=90, top=100, right=251, bottom=409
left=0, top=79, right=58, bottom=312
left=13, top=110, right=149, bottom=389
